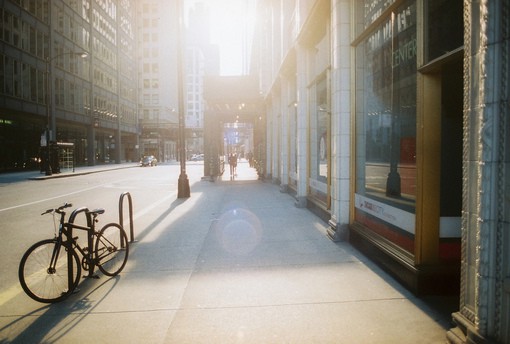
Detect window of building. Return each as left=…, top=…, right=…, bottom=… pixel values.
left=308, top=69, right=330, bottom=205
left=0, top=54, right=4, bottom=94
left=36, top=31, right=44, bottom=58
left=38, top=69, right=45, bottom=104
left=21, top=62, right=30, bottom=100
left=21, top=21, right=29, bottom=50
left=30, top=66, right=37, bottom=102
left=55, top=77, right=64, bottom=107
left=354, top=0, right=417, bottom=254
left=143, top=93, right=150, bottom=105
left=425, top=0, right=463, bottom=62
left=12, top=16, right=20, bottom=48
left=29, top=26, right=36, bottom=55
left=13, top=60, right=21, bottom=98
left=4, top=11, right=13, bottom=44
left=310, top=74, right=328, bottom=184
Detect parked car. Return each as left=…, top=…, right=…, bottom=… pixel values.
left=140, top=155, right=157, bottom=167
left=190, top=153, right=204, bottom=161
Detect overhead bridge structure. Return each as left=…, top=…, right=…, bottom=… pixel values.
left=202, top=76, right=265, bottom=179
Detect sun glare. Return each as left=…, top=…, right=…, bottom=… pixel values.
left=187, top=0, right=256, bottom=75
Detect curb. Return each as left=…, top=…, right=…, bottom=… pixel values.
left=28, top=164, right=139, bottom=180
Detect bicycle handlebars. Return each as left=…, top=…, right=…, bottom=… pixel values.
left=41, top=203, right=73, bottom=216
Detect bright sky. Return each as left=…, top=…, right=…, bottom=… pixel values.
left=186, top=0, right=256, bottom=75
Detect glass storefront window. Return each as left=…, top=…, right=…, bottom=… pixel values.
left=316, top=76, right=328, bottom=183
left=355, top=0, right=417, bottom=253
left=362, top=0, right=397, bottom=29
left=309, top=74, right=329, bottom=203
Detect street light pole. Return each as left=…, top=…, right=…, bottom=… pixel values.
left=177, top=0, right=190, bottom=198
left=44, top=51, right=88, bottom=176
left=45, top=57, right=52, bottom=175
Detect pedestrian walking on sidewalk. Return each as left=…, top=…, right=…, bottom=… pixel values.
left=229, top=153, right=237, bottom=176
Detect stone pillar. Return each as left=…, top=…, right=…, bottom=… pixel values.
left=447, top=1, right=510, bottom=343
left=265, top=105, right=273, bottom=180
left=271, top=96, right=281, bottom=184
left=87, top=125, right=96, bottom=166
left=280, top=77, right=289, bottom=192
left=327, top=0, right=351, bottom=241
left=295, top=44, right=308, bottom=208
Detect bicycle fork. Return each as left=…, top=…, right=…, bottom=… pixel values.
left=49, top=238, right=77, bottom=293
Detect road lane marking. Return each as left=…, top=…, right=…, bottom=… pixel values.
left=132, top=192, right=176, bottom=221
left=0, top=284, right=22, bottom=307
left=0, top=185, right=106, bottom=213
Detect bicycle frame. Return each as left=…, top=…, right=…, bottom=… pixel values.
left=20, top=202, right=128, bottom=303
left=49, top=208, right=78, bottom=292
left=64, top=206, right=100, bottom=278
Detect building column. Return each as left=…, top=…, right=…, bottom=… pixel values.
left=87, top=125, right=96, bottom=166
left=265, top=104, right=273, bottom=180
left=115, top=122, right=121, bottom=164
left=295, top=44, right=308, bottom=208
left=448, top=1, right=510, bottom=343
left=280, top=77, right=289, bottom=192
left=271, top=95, right=281, bottom=184
left=328, top=0, right=351, bottom=241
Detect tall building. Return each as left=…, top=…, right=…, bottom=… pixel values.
left=184, top=2, right=220, bottom=156
left=252, top=1, right=510, bottom=342
left=136, top=1, right=179, bottom=162
left=0, top=0, right=138, bottom=170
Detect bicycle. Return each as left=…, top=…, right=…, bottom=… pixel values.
left=18, top=203, right=129, bottom=303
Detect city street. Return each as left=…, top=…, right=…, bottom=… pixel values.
left=0, top=162, right=453, bottom=343
left=0, top=163, right=205, bottom=293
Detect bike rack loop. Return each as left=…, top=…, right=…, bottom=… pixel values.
left=67, top=206, right=97, bottom=277
left=119, top=191, right=136, bottom=243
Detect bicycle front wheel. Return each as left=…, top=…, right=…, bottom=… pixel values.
left=19, top=239, right=81, bottom=303
left=95, top=223, right=129, bottom=276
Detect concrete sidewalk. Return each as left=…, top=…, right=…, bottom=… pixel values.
left=1, top=161, right=453, bottom=343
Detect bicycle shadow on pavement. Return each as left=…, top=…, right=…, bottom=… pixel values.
left=1, top=182, right=197, bottom=344
left=5, top=276, right=121, bottom=344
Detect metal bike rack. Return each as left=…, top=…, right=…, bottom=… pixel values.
left=119, top=191, right=136, bottom=243
left=67, top=206, right=98, bottom=278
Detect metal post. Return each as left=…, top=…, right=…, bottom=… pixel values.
left=45, top=58, right=53, bottom=176
left=177, top=0, right=190, bottom=198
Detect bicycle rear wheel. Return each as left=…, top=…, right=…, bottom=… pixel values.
left=19, top=239, right=81, bottom=303
left=95, top=223, right=129, bottom=276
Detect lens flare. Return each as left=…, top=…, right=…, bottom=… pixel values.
left=214, top=207, right=262, bottom=255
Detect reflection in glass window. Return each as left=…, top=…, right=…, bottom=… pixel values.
left=310, top=74, right=329, bottom=185
left=356, top=0, right=417, bottom=210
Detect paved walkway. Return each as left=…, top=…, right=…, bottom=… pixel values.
left=0, top=160, right=454, bottom=343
